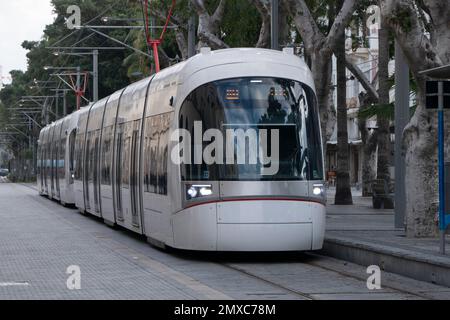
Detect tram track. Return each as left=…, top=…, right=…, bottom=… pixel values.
left=214, top=252, right=433, bottom=300
left=304, top=253, right=434, bottom=300
left=218, top=262, right=316, bottom=300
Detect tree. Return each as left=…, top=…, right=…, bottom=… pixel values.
left=190, top=0, right=229, bottom=49
left=359, top=93, right=379, bottom=196
left=334, top=0, right=353, bottom=204
left=282, top=0, right=358, bottom=204
left=376, top=5, right=391, bottom=185
left=381, top=0, right=450, bottom=237
left=249, top=0, right=291, bottom=48
left=250, top=0, right=271, bottom=48
left=283, top=0, right=357, bottom=146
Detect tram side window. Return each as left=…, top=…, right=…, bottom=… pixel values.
left=54, top=138, right=59, bottom=172
left=60, top=137, right=66, bottom=171
left=93, top=135, right=99, bottom=183
left=159, top=114, right=170, bottom=195
left=144, top=114, right=170, bottom=195
left=122, top=135, right=131, bottom=187
left=37, top=144, right=41, bottom=175
left=303, top=85, right=324, bottom=180
left=116, top=131, right=123, bottom=188
left=69, top=130, right=76, bottom=173
left=144, top=136, right=150, bottom=192
left=101, top=127, right=112, bottom=185
left=87, top=132, right=97, bottom=183
left=74, top=134, right=83, bottom=180
left=88, top=134, right=96, bottom=183
left=85, top=137, right=91, bottom=182
left=149, top=123, right=158, bottom=194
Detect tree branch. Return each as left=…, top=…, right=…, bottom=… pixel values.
left=197, top=30, right=230, bottom=49
left=191, top=0, right=229, bottom=49
left=175, top=29, right=188, bottom=59
left=282, top=0, right=323, bottom=53
left=151, top=8, right=187, bottom=60
left=422, top=0, right=450, bottom=55
left=190, top=0, right=208, bottom=16
left=345, top=55, right=379, bottom=101
left=380, top=0, right=443, bottom=76
left=325, top=0, right=357, bottom=51
left=250, top=0, right=271, bottom=48
left=212, top=0, right=227, bottom=25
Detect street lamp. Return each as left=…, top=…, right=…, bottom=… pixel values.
left=44, top=66, right=79, bottom=71
left=101, top=16, right=142, bottom=23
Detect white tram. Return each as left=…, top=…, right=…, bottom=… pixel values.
left=37, top=48, right=326, bottom=251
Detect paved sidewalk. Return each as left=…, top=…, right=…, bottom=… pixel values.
left=1, top=183, right=450, bottom=299
left=323, top=187, right=450, bottom=287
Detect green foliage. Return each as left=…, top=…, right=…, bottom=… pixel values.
left=358, top=70, right=418, bottom=121
left=221, top=0, right=261, bottom=47
left=19, top=148, right=33, bottom=160
left=358, top=103, right=395, bottom=121
left=0, top=0, right=267, bottom=154
left=358, top=101, right=417, bottom=121
left=390, top=6, right=412, bottom=33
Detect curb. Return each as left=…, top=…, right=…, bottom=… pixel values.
left=321, top=236, right=450, bottom=288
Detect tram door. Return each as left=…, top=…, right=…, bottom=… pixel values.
left=37, top=143, right=42, bottom=192
left=40, top=145, right=45, bottom=193
left=142, top=114, right=172, bottom=241
left=44, top=143, right=49, bottom=194
left=93, top=134, right=100, bottom=213
left=130, top=123, right=140, bottom=227
left=84, top=135, right=91, bottom=211
left=114, top=124, right=124, bottom=222
left=50, top=134, right=55, bottom=198
left=68, top=130, right=76, bottom=185
left=55, top=135, right=60, bottom=200
left=116, top=120, right=142, bottom=233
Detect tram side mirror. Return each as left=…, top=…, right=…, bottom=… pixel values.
left=169, top=96, right=174, bottom=107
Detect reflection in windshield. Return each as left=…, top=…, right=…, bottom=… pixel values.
left=179, top=77, right=323, bottom=181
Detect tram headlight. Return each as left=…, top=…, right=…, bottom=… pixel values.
left=312, top=184, right=324, bottom=196
left=186, top=184, right=213, bottom=200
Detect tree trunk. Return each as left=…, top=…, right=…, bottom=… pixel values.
left=362, top=131, right=378, bottom=196
left=278, top=2, right=291, bottom=46
left=359, top=93, right=378, bottom=197
left=334, top=0, right=353, bottom=205
left=403, top=89, right=439, bottom=237
left=381, top=0, right=450, bottom=237
left=282, top=0, right=364, bottom=183
left=376, top=22, right=391, bottom=183
left=250, top=0, right=271, bottom=48
left=311, top=54, right=336, bottom=156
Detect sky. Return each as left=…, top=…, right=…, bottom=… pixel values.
left=0, top=0, right=55, bottom=84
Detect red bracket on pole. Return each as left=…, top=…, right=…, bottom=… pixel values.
left=69, top=72, right=89, bottom=110
left=144, top=0, right=176, bottom=73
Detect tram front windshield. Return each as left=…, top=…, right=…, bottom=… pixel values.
left=179, top=77, right=323, bottom=181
